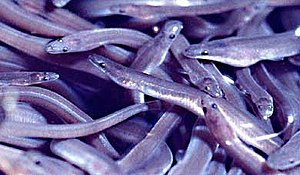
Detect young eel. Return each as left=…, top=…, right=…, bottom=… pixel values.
left=267, top=131, right=300, bottom=170
left=171, top=34, right=223, bottom=98
left=0, top=100, right=161, bottom=138
left=117, top=107, right=182, bottom=173
left=184, top=27, right=300, bottom=67
left=90, top=54, right=283, bottom=155
left=235, top=68, right=274, bottom=120
left=109, top=0, right=258, bottom=20
left=46, top=28, right=152, bottom=54
left=0, top=0, right=74, bottom=37
left=128, top=20, right=182, bottom=103
left=252, top=63, right=300, bottom=140
left=202, top=99, right=280, bottom=175
left=50, top=139, right=122, bottom=175
left=168, top=122, right=217, bottom=175
left=0, top=71, right=59, bottom=86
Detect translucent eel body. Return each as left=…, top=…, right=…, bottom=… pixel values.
left=51, top=139, right=122, bottom=175
left=209, top=97, right=282, bottom=155
left=0, top=85, right=122, bottom=157
left=235, top=7, right=274, bottom=120
left=0, top=144, right=84, bottom=175
left=168, top=121, right=217, bottom=175
left=16, top=0, right=97, bottom=30
left=46, top=28, right=152, bottom=54
left=235, top=68, right=274, bottom=120
left=267, top=131, right=300, bottom=170
left=171, top=34, right=223, bottom=97
left=90, top=54, right=282, bottom=155
left=117, top=107, right=182, bottom=173
left=130, top=142, right=173, bottom=175
left=0, top=100, right=160, bottom=138
left=0, top=21, right=109, bottom=80
left=108, top=0, right=258, bottom=20
left=0, top=86, right=95, bottom=123
left=0, top=0, right=74, bottom=37
left=184, top=27, right=300, bottom=67
left=90, top=54, right=205, bottom=116
left=252, top=63, right=300, bottom=140
left=128, top=20, right=182, bottom=103
left=203, top=63, right=247, bottom=110
left=0, top=71, right=59, bottom=86
left=70, top=0, right=251, bottom=18
left=0, top=103, right=48, bottom=149
left=202, top=100, right=279, bottom=175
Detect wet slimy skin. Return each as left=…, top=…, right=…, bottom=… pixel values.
left=267, top=131, right=300, bottom=170
left=171, top=34, right=223, bottom=98
left=46, top=28, right=151, bottom=54
left=235, top=68, right=274, bottom=120
left=184, top=28, right=300, bottom=67
left=0, top=71, right=59, bottom=86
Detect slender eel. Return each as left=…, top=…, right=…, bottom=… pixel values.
left=90, top=54, right=282, bottom=154
left=168, top=122, right=217, bottom=175
left=130, top=142, right=173, bottom=175
left=171, top=34, right=223, bottom=97
left=89, top=54, right=206, bottom=116
left=203, top=63, right=247, bottom=110
left=130, top=20, right=182, bottom=74
left=0, top=86, right=95, bottom=123
left=0, top=21, right=110, bottom=80
left=267, top=131, right=300, bottom=170
left=70, top=0, right=254, bottom=18
left=211, top=97, right=282, bottom=155
left=16, top=0, right=98, bottom=30
left=0, top=100, right=160, bottom=138
left=109, top=0, right=258, bottom=20
left=0, top=85, right=124, bottom=157
left=202, top=99, right=279, bottom=175
left=252, top=63, right=300, bottom=140
left=46, top=28, right=152, bottom=54
left=184, top=27, right=300, bottom=67
left=234, top=8, right=274, bottom=120
left=51, top=139, right=123, bottom=175
left=118, top=107, right=182, bottom=173
left=0, top=71, right=59, bottom=86
left=235, top=68, right=274, bottom=120
left=128, top=20, right=182, bottom=103
left=0, top=0, right=74, bottom=37
left=0, top=103, right=48, bottom=149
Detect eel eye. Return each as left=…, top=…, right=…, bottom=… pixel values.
left=62, top=47, right=68, bottom=52
left=211, top=103, right=218, bottom=109
left=169, top=34, right=176, bottom=39
left=99, top=62, right=106, bottom=68
left=201, top=50, right=209, bottom=55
